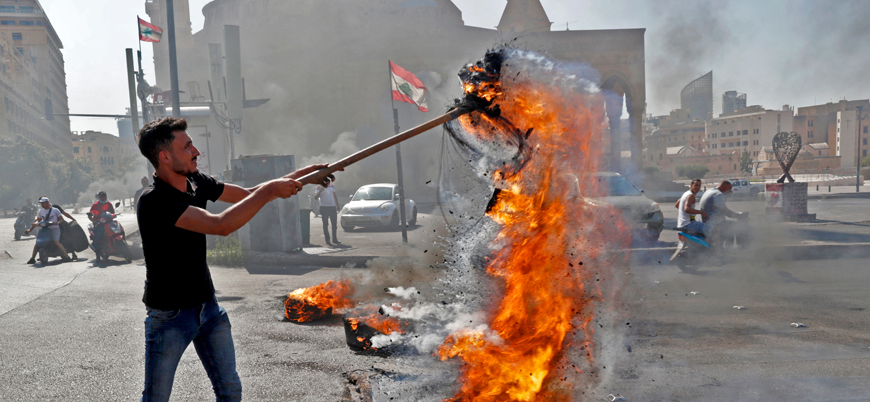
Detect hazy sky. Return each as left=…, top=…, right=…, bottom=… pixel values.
left=41, top=0, right=869, bottom=135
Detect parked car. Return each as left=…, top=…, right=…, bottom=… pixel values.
left=589, top=172, right=664, bottom=243
left=340, top=183, right=417, bottom=231
left=727, top=178, right=764, bottom=198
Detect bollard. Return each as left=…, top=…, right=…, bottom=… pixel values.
left=299, top=208, right=311, bottom=245
left=816, top=185, right=819, bottom=191
left=829, top=186, right=831, bottom=192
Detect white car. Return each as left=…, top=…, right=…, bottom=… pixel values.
left=340, top=183, right=417, bottom=231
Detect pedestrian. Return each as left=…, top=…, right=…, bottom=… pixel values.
left=134, top=176, right=150, bottom=210
left=135, top=117, right=329, bottom=402
left=314, top=174, right=340, bottom=245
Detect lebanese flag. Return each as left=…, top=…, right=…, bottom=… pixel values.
left=138, top=17, right=163, bottom=43
left=390, top=61, right=428, bottom=112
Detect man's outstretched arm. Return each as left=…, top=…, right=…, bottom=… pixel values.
left=217, top=164, right=329, bottom=204
left=176, top=178, right=303, bottom=236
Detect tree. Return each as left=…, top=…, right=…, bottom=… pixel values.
left=0, top=137, right=97, bottom=209
left=740, top=150, right=753, bottom=174
left=675, top=164, right=710, bottom=179
left=862, top=156, right=870, bottom=167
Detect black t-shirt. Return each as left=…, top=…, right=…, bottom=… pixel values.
left=137, top=172, right=225, bottom=310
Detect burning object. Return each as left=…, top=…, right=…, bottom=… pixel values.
left=283, top=280, right=355, bottom=322
left=791, top=322, right=807, bottom=328
left=343, top=313, right=404, bottom=353
left=435, top=47, right=629, bottom=400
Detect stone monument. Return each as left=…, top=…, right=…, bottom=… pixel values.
left=765, top=132, right=815, bottom=221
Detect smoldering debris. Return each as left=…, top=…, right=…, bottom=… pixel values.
left=790, top=323, right=807, bottom=328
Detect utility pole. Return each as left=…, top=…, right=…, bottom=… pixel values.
left=858, top=105, right=865, bottom=192
left=124, top=49, right=139, bottom=135
left=166, top=0, right=181, bottom=118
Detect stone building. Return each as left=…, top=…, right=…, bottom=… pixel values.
left=722, top=90, right=746, bottom=115
left=705, top=105, right=794, bottom=159
left=71, top=131, right=138, bottom=177
left=142, top=0, right=646, bottom=197
left=0, top=0, right=70, bottom=153
left=796, top=100, right=869, bottom=168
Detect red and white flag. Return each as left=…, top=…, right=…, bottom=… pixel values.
left=138, top=17, right=163, bottom=43
left=390, top=61, right=428, bottom=112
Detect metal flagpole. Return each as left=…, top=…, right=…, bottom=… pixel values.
left=166, top=0, right=181, bottom=118
left=389, top=61, right=409, bottom=243
left=137, top=16, right=154, bottom=178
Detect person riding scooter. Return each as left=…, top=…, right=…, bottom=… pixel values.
left=25, top=197, right=71, bottom=264
left=89, top=191, right=115, bottom=255
left=698, top=180, right=749, bottom=249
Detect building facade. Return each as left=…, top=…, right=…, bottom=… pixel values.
left=71, top=131, right=138, bottom=177
left=722, top=90, right=746, bottom=115
left=0, top=0, right=70, bottom=153
left=680, top=71, right=712, bottom=121
left=796, top=99, right=869, bottom=168
left=705, top=105, right=794, bottom=159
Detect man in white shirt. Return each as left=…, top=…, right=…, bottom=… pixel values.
left=25, top=196, right=71, bottom=263
left=674, top=179, right=709, bottom=236
left=314, top=175, right=341, bottom=245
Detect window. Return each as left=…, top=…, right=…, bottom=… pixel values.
left=35, top=21, right=41, bottom=25
left=18, top=6, right=34, bottom=13
left=743, top=141, right=748, bottom=146
left=15, top=47, right=22, bottom=55
left=18, top=21, right=33, bottom=25
left=729, top=142, right=734, bottom=147
left=73, top=147, right=79, bottom=154
left=1, top=20, right=15, bottom=25
left=729, top=131, right=734, bottom=137
left=865, top=150, right=868, bottom=157
left=743, top=130, right=748, bottom=136
left=0, top=6, right=14, bottom=12
left=808, top=130, right=813, bottom=138
left=12, top=33, right=21, bottom=40
left=864, top=138, right=867, bottom=145
left=865, top=126, right=868, bottom=134
left=808, top=120, right=814, bottom=127
left=87, top=146, right=91, bottom=153
left=103, top=146, right=108, bottom=153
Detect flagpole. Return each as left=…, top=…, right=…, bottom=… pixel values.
left=389, top=60, right=409, bottom=244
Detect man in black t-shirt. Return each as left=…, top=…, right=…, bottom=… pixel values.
left=136, top=117, right=328, bottom=402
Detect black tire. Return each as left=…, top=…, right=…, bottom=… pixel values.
left=341, top=224, right=354, bottom=232
left=38, top=250, right=48, bottom=265
left=409, top=208, right=418, bottom=226
left=14, top=229, right=21, bottom=240
left=389, top=211, right=399, bottom=229
left=118, top=242, right=133, bottom=263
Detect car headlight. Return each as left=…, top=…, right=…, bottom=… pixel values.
left=341, top=206, right=349, bottom=214
left=380, top=204, right=391, bottom=212
left=651, top=202, right=660, bottom=211
left=651, top=211, right=663, bottom=221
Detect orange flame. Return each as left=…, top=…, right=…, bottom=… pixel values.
left=438, top=60, right=628, bottom=400
left=284, top=280, right=355, bottom=322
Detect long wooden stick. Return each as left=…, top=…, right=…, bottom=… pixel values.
left=297, top=106, right=474, bottom=186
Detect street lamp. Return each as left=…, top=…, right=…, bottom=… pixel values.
left=858, top=105, right=865, bottom=193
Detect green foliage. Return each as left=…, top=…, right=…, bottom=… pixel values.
left=675, top=164, right=710, bottom=179
left=862, top=156, right=870, bottom=167
left=0, top=137, right=95, bottom=209
left=740, top=150, right=753, bottom=174
left=207, top=233, right=245, bottom=267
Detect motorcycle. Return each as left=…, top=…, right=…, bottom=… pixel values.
left=14, top=212, right=32, bottom=240
left=88, top=205, right=132, bottom=263
left=33, top=221, right=73, bottom=264
left=669, top=227, right=712, bottom=273
left=670, top=213, right=750, bottom=273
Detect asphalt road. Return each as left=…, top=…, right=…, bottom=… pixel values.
left=1, top=199, right=870, bottom=401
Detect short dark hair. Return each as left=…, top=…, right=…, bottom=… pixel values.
left=720, top=180, right=732, bottom=187
left=138, top=117, right=188, bottom=168
left=691, top=178, right=702, bottom=185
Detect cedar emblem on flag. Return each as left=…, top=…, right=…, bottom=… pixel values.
left=138, top=17, right=163, bottom=43
left=390, top=61, right=428, bottom=112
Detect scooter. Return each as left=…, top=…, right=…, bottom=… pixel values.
left=88, top=206, right=132, bottom=263
left=33, top=221, right=72, bottom=264
left=14, top=212, right=32, bottom=240
left=309, top=194, right=321, bottom=217
left=670, top=227, right=712, bottom=273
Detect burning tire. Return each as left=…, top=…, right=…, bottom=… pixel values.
left=284, top=297, right=333, bottom=322
left=343, top=316, right=394, bottom=355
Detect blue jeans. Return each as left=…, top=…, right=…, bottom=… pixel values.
left=141, top=297, right=241, bottom=402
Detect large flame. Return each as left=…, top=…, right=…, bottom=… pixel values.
left=284, top=280, right=355, bottom=322
left=438, top=50, right=628, bottom=400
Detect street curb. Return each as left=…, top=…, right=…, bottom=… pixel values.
left=808, top=192, right=870, bottom=200
left=246, top=252, right=382, bottom=268
left=629, top=242, right=870, bottom=266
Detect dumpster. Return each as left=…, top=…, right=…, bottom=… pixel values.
left=299, top=208, right=311, bottom=245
